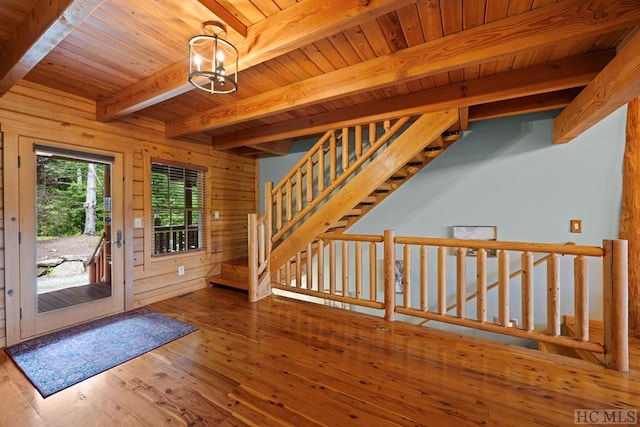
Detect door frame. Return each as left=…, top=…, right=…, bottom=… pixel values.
left=3, top=135, right=133, bottom=344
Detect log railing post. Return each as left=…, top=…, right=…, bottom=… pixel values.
left=384, top=230, right=396, bottom=321
left=547, top=253, right=560, bottom=336
left=521, top=251, right=534, bottom=331
left=477, top=248, right=487, bottom=323
left=603, top=239, right=629, bottom=371
left=437, top=246, right=447, bottom=314
left=456, top=247, right=467, bottom=318
left=498, top=250, right=509, bottom=326
left=265, top=182, right=273, bottom=250
left=248, top=213, right=259, bottom=302
left=620, top=96, right=640, bottom=337
left=574, top=255, right=589, bottom=341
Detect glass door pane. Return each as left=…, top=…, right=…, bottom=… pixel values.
left=18, top=138, right=124, bottom=340
left=35, top=156, right=113, bottom=313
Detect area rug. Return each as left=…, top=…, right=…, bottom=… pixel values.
left=4, top=307, right=197, bottom=398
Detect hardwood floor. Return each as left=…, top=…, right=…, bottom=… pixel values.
left=38, top=283, right=112, bottom=313
left=2, top=286, right=640, bottom=426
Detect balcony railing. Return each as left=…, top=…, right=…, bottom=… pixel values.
left=152, top=225, right=200, bottom=254
left=265, top=231, right=628, bottom=371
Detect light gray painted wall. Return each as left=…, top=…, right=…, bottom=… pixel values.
left=349, top=109, right=625, bottom=246
left=259, top=107, right=627, bottom=339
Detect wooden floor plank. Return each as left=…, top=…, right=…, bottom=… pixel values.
left=1, top=286, right=639, bottom=426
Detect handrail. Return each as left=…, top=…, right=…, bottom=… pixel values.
left=87, top=232, right=106, bottom=266
left=395, top=236, right=603, bottom=257
left=87, top=232, right=109, bottom=284
left=273, top=231, right=629, bottom=371
left=318, top=232, right=383, bottom=243
left=270, top=118, right=411, bottom=243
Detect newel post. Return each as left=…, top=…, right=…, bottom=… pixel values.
left=602, top=239, right=629, bottom=371
left=265, top=182, right=273, bottom=217
left=265, top=181, right=273, bottom=266
left=384, top=230, right=396, bottom=321
left=248, top=213, right=259, bottom=302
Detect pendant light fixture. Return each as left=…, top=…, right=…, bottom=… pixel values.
left=188, top=21, right=238, bottom=94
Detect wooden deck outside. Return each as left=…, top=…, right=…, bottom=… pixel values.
left=37, top=283, right=112, bottom=313
left=1, top=286, right=639, bottom=426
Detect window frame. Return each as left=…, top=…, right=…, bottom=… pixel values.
left=149, top=159, right=206, bottom=257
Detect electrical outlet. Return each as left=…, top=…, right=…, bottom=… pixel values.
left=178, top=266, right=185, bottom=276
left=214, top=211, right=220, bottom=219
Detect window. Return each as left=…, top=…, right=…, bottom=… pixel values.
left=151, top=161, right=205, bottom=255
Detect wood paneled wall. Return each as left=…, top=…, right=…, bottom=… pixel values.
left=0, top=82, right=257, bottom=346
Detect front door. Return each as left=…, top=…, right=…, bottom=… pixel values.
left=18, top=138, right=125, bottom=339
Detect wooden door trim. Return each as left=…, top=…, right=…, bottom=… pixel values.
left=3, top=132, right=21, bottom=345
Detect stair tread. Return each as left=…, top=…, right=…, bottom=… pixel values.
left=222, top=257, right=249, bottom=266
left=208, top=257, right=250, bottom=290
left=208, top=275, right=248, bottom=290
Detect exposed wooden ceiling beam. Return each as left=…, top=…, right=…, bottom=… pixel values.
left=232, top=147, right=265, bottom=157
left=0, top=0, right=103, bottom=97
left=167, top=0, right=640, bottom=139
left=197, top=0, right=248, bottom=37
left=241, top=0, right=414, bottom=67
left=96, top=0, right=414, bottom=122
left=458, top=108, right=470, bottom=132
left=210, top=51, right=612, bottom=149
left=553, top=30, right=640, bottom=143
left=469, top=89, right=582, bottom=122
left=251, top=140, right=295, bottom=156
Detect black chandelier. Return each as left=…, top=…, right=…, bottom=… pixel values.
left=188, top=21, right=238, bottom=94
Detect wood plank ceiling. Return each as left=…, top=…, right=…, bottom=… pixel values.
left=1, top=0, right=639, bottom=157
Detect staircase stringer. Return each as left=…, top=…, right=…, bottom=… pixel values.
left=270, top=109, right=459, bottom=271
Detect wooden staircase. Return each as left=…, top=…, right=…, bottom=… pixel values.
left=211, top=110, right=461, bottom=293
left=270, top=109, right=460, bottom=270
left=327, top=135, right=460, bottom=234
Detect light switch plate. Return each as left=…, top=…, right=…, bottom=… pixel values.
left=134, top=217, right=143, bottom=228
left=570, top=219, right=582, bottom=233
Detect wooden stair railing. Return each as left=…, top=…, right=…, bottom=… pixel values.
left=270, top=117, right=411, bottom=243
left=270, top=119, right=462, bottom=241
left=270, top=109, right=459, bottom=271
left=275, top=232, right=629, bottom=371
left=416, top=244, right=576, bottom=326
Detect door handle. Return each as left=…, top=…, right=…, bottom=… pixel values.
left=116, top=229, right=123, bottom=248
